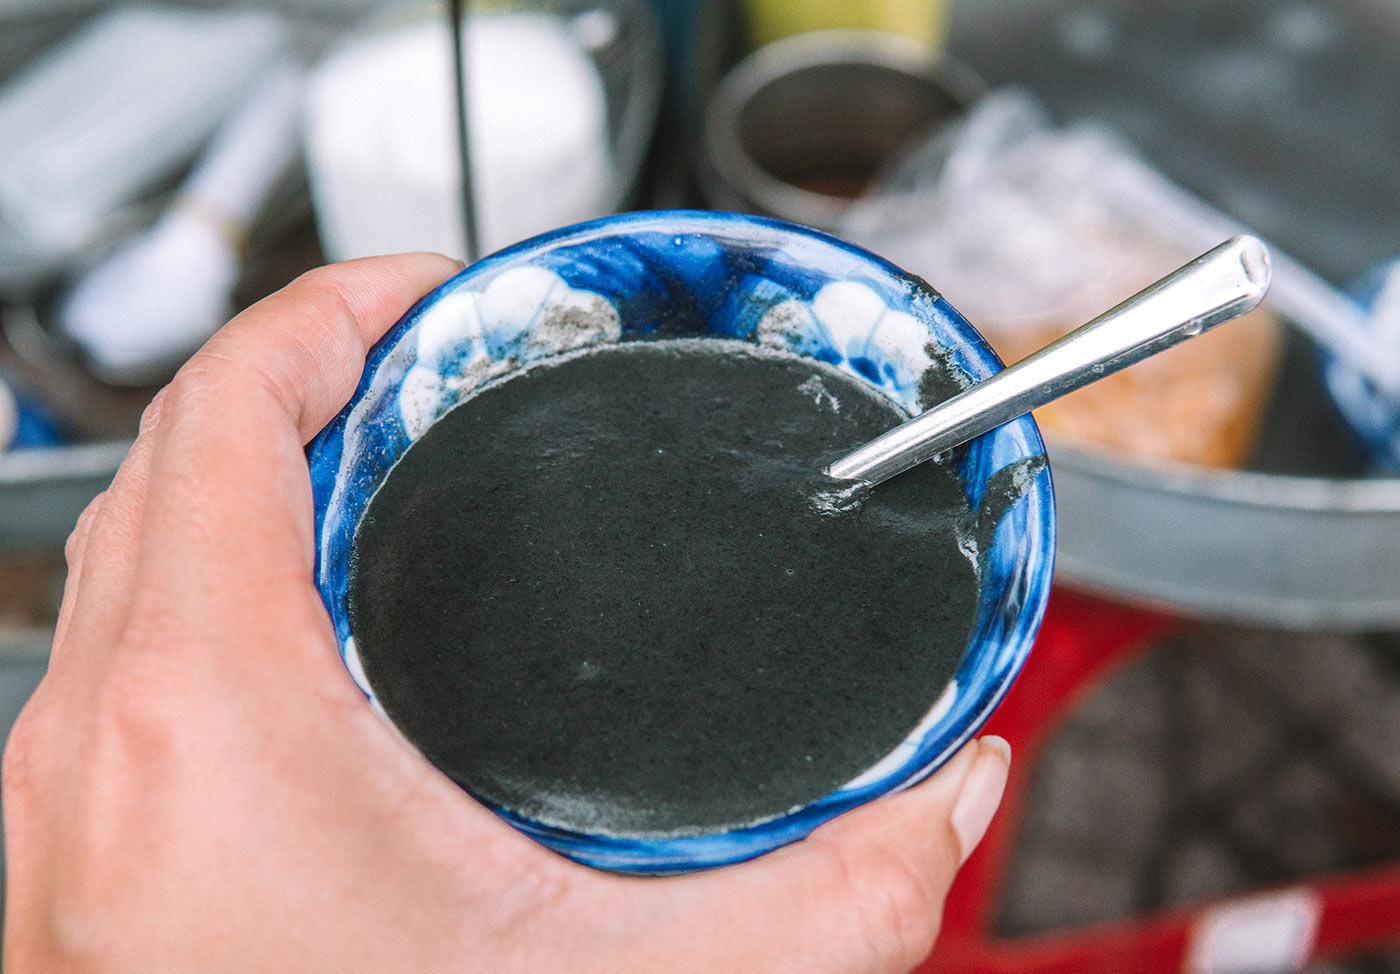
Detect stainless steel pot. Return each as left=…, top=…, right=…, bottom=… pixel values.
left=701, top=30, right=984, bottom=232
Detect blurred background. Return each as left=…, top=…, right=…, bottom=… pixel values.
left=1, top=0, right=1398, bottom=970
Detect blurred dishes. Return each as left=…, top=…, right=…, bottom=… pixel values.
left=303, top=0, right=661, bottom=261
left=1050, top=436, right=1400, bottom=630
left=842, top=90, right=1285, bottom=469
left=948, top=0, right=1400, bottom=288
left=0, top=376, right=64, bottom=452
left=0, top=378, right=14, bottom=452
left=57, top=63, right=307, bottom=386
left=742, top=0, right=952, bottom=50
left=0, top=441, right=128, bottom=550
left=701, top=30, right=983, bottom=232
left=928, top=0, right=1400, bottom=626
left=834, top=83, right=1400, bottom=626
left=0, top=6, right=292, bottom=292
left=1323, top=259, right=1400, bottom=471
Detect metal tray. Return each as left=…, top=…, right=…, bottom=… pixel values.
left=1053, top=455, right=1400, bottom=629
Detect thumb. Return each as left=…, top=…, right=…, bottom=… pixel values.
left=684, top=736, right=1011, bottom=974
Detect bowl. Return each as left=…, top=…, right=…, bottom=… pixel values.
left=306, top=209, right=1054, bottom=873
left=700, top=30, right=985, bottom=232
left=1322, top=258, right=1400, bottom=471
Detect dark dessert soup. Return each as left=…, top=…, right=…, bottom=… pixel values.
left=348, top=338, right=981, bottom=837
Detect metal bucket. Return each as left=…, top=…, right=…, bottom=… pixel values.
left=700, top=30, right=984, bottom=232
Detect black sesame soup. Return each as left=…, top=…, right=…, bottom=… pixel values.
left=347, top=338, right=980, bottom=837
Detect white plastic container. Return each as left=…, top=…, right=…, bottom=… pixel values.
left=304, top=6, right=613, bottom=261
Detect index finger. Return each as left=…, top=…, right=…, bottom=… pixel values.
left=125, top=253, right=462, bottom=646
left=202, top=253, right=465, bottom=443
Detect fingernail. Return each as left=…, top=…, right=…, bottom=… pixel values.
left=951, top=736, right=1011, bottom=865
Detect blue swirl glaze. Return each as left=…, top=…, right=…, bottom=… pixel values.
left=307, top=210, right=1056, bottom=873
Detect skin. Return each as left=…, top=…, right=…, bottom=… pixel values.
left=2, top=253, right=1010, bottom=974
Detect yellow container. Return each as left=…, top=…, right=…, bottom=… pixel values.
left=744, top=0, right=949, bottom=50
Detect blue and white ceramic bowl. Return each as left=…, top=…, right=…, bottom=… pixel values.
left=1322, top=258, right=1400, bottom=470
left=308, top=210, right=1055, bottom=873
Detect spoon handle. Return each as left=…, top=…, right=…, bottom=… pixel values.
left=825, top=235, right=1272, bottom=486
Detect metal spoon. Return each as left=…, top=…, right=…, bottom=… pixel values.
left=825, top=235, right=1272, bottom=486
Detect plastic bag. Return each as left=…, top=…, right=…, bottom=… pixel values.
left=841, top=88, right=1286, bottom=468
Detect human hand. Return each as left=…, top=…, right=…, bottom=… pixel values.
left=2, top=254, right=1011, bottom=974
